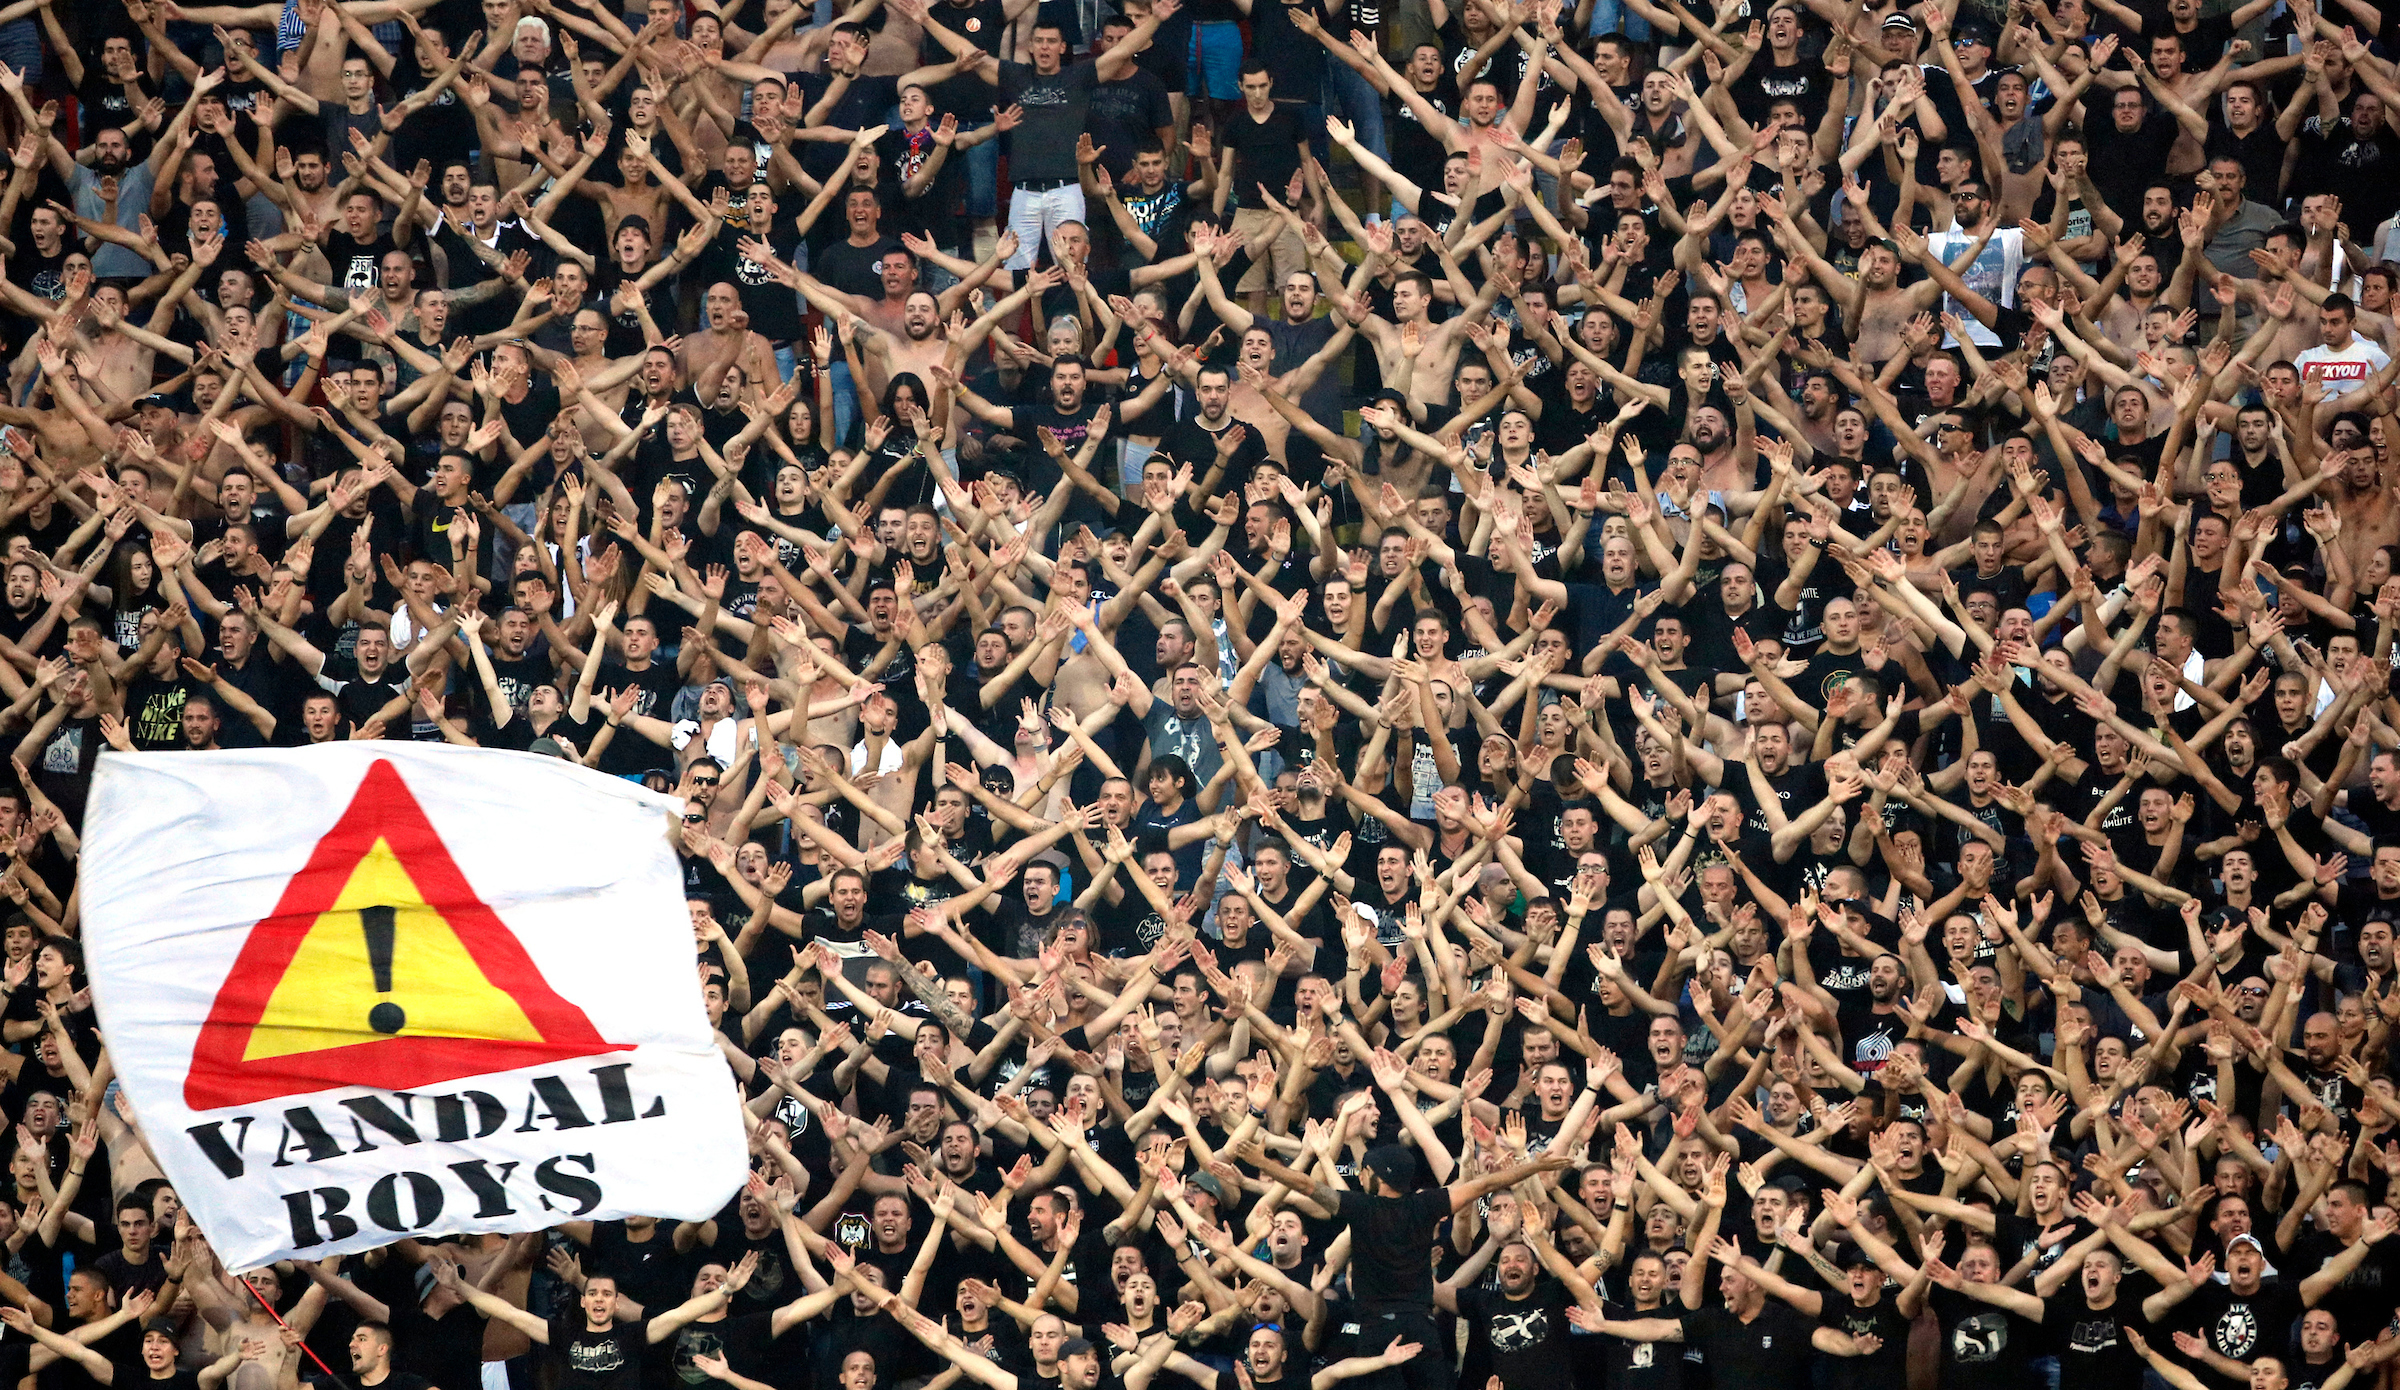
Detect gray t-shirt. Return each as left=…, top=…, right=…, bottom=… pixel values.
left=996, top=59, right=1100, bottom=183
left=1142, top=702, right=1222, bottom=786
left=76, top=164, right=152, bottom=279
left=77, top=164, right=286, bottom=278
left=1263, top=314, right=1341, bottom=423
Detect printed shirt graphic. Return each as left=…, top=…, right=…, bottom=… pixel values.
left=551, top=1317, right=648, bottom=1390
left=1948, top=1307, right=2011, bottom=1363
left=2213, top=1298, right=2260, bottom=1357
left=1489, top=1306, right=1550, bottom=1353
left=2292, top=337, right=2391, bottom=398
left=1926, top=224, right=2024, bottom=348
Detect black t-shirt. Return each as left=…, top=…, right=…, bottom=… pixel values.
left=7, top=245, right=70, bottom=310
left=2083, top=112, right=2183, bottom=220
left=811, top=235, right=903, bottom=302
left=992, top=61, right=1101, bottom=183
left=120, top=674, right=197, bottom=750
left=809, top=1308, right=917, bottom=1390
left=697, top=217, right=808, bottom=344
left=388, top=1298, right=491, bottom=1390
left=1817, top=1294, right=1909, bottom=1390
left=90, top=1245, right=166, bottom=1299
left=2045, top=1283, right=2156, bottom=1390
left=2171, top=1278, right=2302, bottom=1381
left=323, top=229, right=400, bottom=299
left=1221, top=104, right=1307, bottom=210
left=1927, top=1286, right=2036, bottom=1390
left=77, top=71, right=156, bottom=144
left=43, top=1316, right=139, bottom=1390
left=1086, top=72, right=1176, bottom=184
left=661, top=1311, right=781, bottom=1390
left=2284, top=1235, right=2398, bottom=1342
left=1456, top=1279, right=1575, bottom=1390
left=1729, top=54, right=1831, bottom=129
left=1676, top=1301, right=1818, bottom=1390
left=598, top=660, right=682, bottom=727
left=1588, top=1297, right=1684, bottom=1390
left=1333, top=1185, right=1450, bottom=1312
left=588, top=1223, right=696, bottom=1315
left=317, top=656, right=410, bottom=728
left=547, top=1315, right=652, bottom=1390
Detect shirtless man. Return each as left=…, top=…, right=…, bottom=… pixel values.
left=1769, top=367, right=1843, bottom=458
left=1770, top=201, right=1960, bottom=364
left=1286, top=187, right=1508, bottom=412
left=212, top=108, right=342, bottom=231
left=677, top=285, right=780, bottom=403
left=1621, top=70, right=1703, bottom=180
left=172, top=0, right=445, bottom=97
left=530, top=309, right=649, bottom=438
left=80, top=249, right=218, bottom=404
left=1053, top=573, right=1193, bottom=725
left=775, top=231, right=1009, bottom=398
left=2329, top=446, right=2400, bottom=576
left=1341, top=12, right=1551, bottom=200
left=1186, top=275, right=1361, bottom=457
left=2087, top=22, right=2294, bottom=173
left=575, top=138, right=714, bottom=253
left=469, top=63, right=571, bottom=194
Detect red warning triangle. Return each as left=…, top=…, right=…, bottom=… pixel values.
left=184, top=759, right=629, bottom=1110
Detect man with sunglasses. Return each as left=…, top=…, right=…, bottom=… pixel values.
left=1922, top=178, right=2025, bottom=350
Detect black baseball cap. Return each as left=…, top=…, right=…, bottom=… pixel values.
left=1363, top=1144, right=1416, bottom=1191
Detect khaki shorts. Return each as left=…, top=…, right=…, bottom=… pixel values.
left=1231, top=207, right=1310, bottom=296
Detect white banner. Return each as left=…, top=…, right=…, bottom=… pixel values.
left=80, top=744, right=747, bottom=1270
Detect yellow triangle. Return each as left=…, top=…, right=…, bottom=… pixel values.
left=243, top=838, right=546, bottom=1061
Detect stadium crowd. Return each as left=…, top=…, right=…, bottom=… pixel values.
left=0, top=0, right=2395, bottom=1387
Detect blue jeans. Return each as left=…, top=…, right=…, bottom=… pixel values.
left=773, top=343, right=797, bottom=385
left=0, top=19, right=39, bottom=85
left=965, top=133, right=1000, bottom=221
left=1534, top=138, right=1566, bottom=214
left=830, top=359, right=859, bottom=448
left=1188, top=21, right=1242, bottom=100
left=1586, top=0, right=1652, bottom=38
left=1323, top=59, right=1387, bottom=169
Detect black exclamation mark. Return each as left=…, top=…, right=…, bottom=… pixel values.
left=362, top=906, right=406, bottom=1034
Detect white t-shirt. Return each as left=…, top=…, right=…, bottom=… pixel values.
left=2292, top=335, right=2392, bottom=399
left=1928, top=223, right=2026, bottom=349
